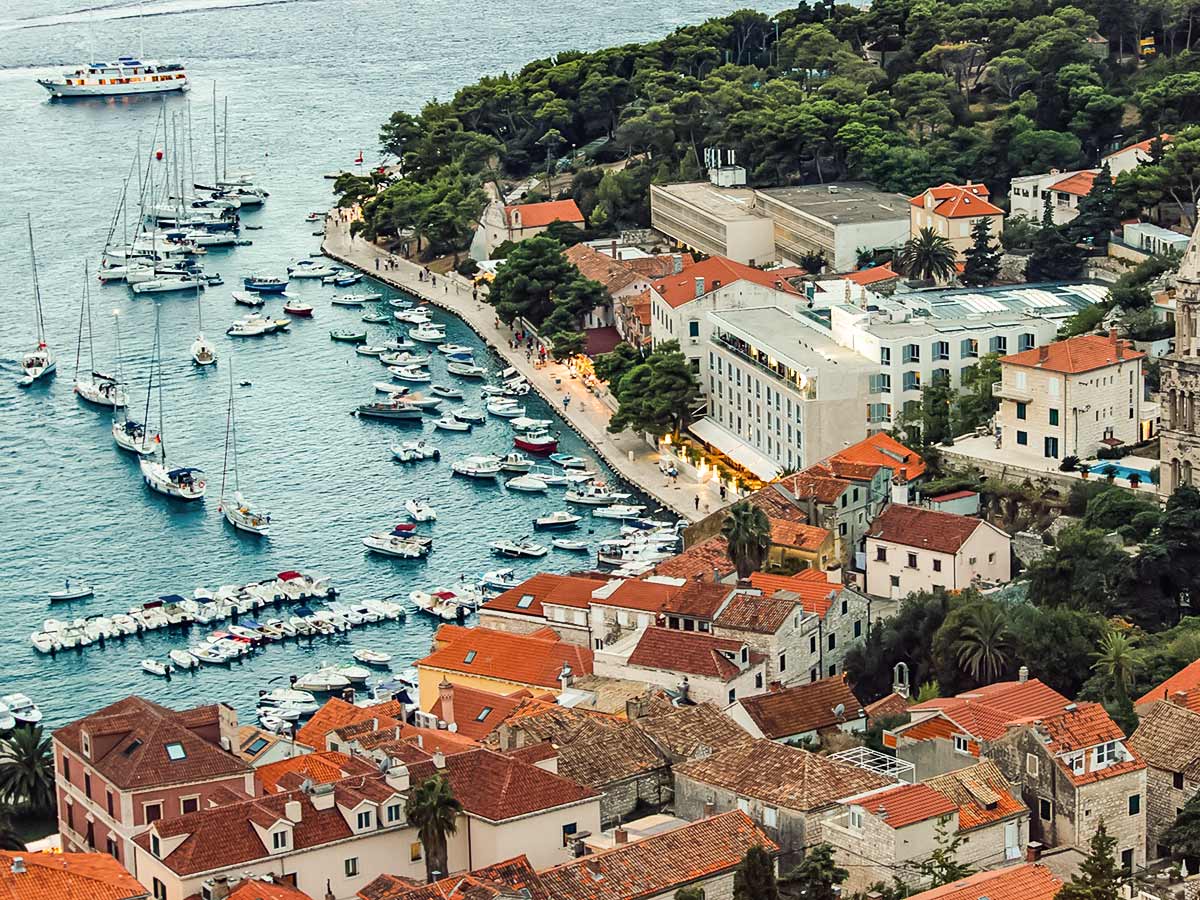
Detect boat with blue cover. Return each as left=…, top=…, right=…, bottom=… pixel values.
left=243, top=275, right=288, bottom=293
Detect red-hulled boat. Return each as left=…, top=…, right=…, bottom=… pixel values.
left=513, top=430, right=558, bottom=454
left=283, top=300, right=313, bottom=317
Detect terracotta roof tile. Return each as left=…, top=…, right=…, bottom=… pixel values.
left=851, top=783, right=958, bottom=829
left=429, top=683, right=526, bottom=742
left=776, top=471, right=850, bottom=505
left=909, top=182, right=1004, bottom=218
left=865, top=693, right=910, bottom=724
left=1136, top=657, right=1200, bottom=708
left=736, top=677, right=864, bottom=738
left=482, top=573, right=607, bottom=618
left=829, top=433, right=925, bottom=480
left=1050, top=170, right=1101, bottom=196
left=415, top=626, right=593, bottom=690
left=1028, top=702, right=1143, bottom=786
left=626, top=627, right=746, bottom=680
left=565, top=244, right=644, bottom=295
left=868, top=505, right=986, bottom=554
left=905, top=864, right=1061, bottom=900
left=237, top=727, right=282, bottom=764
left=593, top=580, right=681, bottom=613
left=714, top=591, right=799, bottom=635
left=229, top=879, right=314, bottom=900
left=768, top=518, right=830, bottom=551
left=1130, top=700, right=1200, bottom=780
left=504, top=199, right=583, bottom=229
left=256, top=751, right=377, bottom=794
left=1003, top=331, right=1143, bottom=375
left=664, top=581, right=733, bottom=619
left=1106, top=133, right=1172, bottom=159
left=904, top=679, right=1069, bottom=743
left=922, top=759, right=1027, bottom=831
left=841, top=263, right=899, bottom=286
left=0, top=851, right=148, bottom=900
left=294, top=698, right=404, bottom=750
left=649, top=535, right=733, bottom=581
left=624, top=253, right=693, bottom=278
left=746, top=484, right=808, bottom=519
left=651, top=256, right=802, bottom=309
left=53, top=697, right=249, bottom=790
left=359, top=856, right=548, bottom=900
left=629, top=694, right=755, bottom=761
left=676, top=739, right=892, bottom=810
left=536, top=811, right=777, bottom=900
left=748, top=569, right=839, bottom=617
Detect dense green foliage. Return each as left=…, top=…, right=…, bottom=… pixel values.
left=734, top=845, right=779, bottom=900
left=780, top=844, right=847, bottom=900
left=605, top=340, right=700, bottom=436
left=722, top=499, right=773, bottom=579
left=0, top=727, right=53, bottom=816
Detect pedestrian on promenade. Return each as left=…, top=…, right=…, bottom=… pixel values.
left=431, top=275, right=437, bottom=287
left=694, top=496, right=700, bottom=511
left=473, top=289, right=479, bottom=302
left=375, top=258, right=379, bottom=271
left=563, top=396, right=570, bottom=411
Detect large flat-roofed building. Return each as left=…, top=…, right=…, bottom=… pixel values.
left=756, top=183, right=910, bottom=271
left=649, top=182, right=776, bottom=265
left=699, top=305, right=874, bottom=476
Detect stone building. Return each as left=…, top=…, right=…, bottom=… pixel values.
left=1129, top=699, right=1200, bottom=860
left=1160, top=220, right=1200, bottom=494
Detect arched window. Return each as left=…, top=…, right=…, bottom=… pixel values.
left=1173, top=458, right=1181, bottom=490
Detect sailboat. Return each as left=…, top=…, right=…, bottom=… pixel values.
left=139, top=308, right=206, bottom=500
left=218, top=363, right=269, bottom=535
left=110, top=310, right=157, bottom=456
left=191, top=293, right=216, bottom=366
left=19, top=216, right=56, bottom=387
left=74, top=262, right=129, bottom=408
left=194, top=88, right=267, bottom=204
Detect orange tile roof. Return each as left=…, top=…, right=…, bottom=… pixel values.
left=768, top=518, right=830, bottom=551
left=736, top=676, right=865, bottom=738
left=624, top=253, right=693, bottom=278
left=1003, top=331, right=1143, bottom=375
left=923, top=759, right=1027, bottom=831
left=651, top=256, right=802, bottom=308
left=842, top=263, right=899, bottom=286
left=776, top=471, right=850, bottom=505
left=360, top=855, right=547, bottom=900
left=905, top=864, right=1061, bottom=900
left=665, top=581, right=734, bottom=619
left=256, top=750, right=377, bottom=793
left=905, top=679, right=1069, bottom=743
left=505, top=199, right=583, bottom=229
left=428, top=683, right=527, bottom=741
left=1030, top=702, right=1143, bottom=786
left=1050, top=170, right=1100, bottom=196
left=565, top=244, right=644, bottom=294
left=294, top=698, right=404, bottom=750
left=0, top=851, right=148, bottom=900
left=868, top=504, right=986, bottom=554
left=229, top=880, right=315, bottom=900
left=536, top=811, right=777, bottom=900
left=649, top=535, right=734, bottom=581
left=594, top=579, right=682, bottom=613
left=1107, top=133, right=1172, bottom=159
left=627, top=627, right=747, bottom=680
left=1136, top=657, right=1200, bottom=708
left=482, top=572, right=607, bottom=618
left=748, top=569, right=838, bottom=617
left=829, top=433, right=925, bottom=480
left=715, top=591, right=799, bottom=634
left=909, top=182, right=1004, bottom=218
left=415, top=626, right=593, bottom=690
left=865, top=692, right=910, bottom=724
left=852, top=783, right=957, bottom=829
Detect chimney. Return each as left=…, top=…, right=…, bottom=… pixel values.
left=703, top=800, right=716, bottom=818
left=694, top=277, right=705, bottom=298
left=584, top=858, right=602, bottom=876
left=677, top=676, right=690, bottom=703
left=1038, top=345, right=1049, bottom=363
left=673, top=255, right=683, bottom=275
left=1109, top=327, right=1119, bottom=343
left=9, top=858, right=23, bottom=875
left=1117, top=339, right=1125, bottom=360
left=1018, top=665, right=1029, bottom=683
left=559, top=662, right=575, bottom=691
left=432, top=750, right=446, bottom=769
left=385, top=765, right=411, bottom=793
left=284, top=799, right=303, bottom=823
left=611, top=240, right=618, bottom=258
left=497, top=722, right=522, bottom=752
left=614, top=826, right=628, bottom=845
left=438, top=679, right=455, bottom=727
left=1026, top=841, right=1044, bottom=862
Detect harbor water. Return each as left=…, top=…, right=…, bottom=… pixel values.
left=0, top=0, right=789, bottom=727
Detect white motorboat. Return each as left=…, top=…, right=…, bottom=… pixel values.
left=490, top=538, right=549, bottom=558
left=437, top=343, right=472, bottom=355
left=447, top=361, right=487, bottom=378
left=510, top=416, right=553, bottom=433
left=391, top=440, right=441, bottom=462
left=191, top=334, right=217, bottom=366
left=487, top=400, right=524, bottom=418
left=506, top=474, right=547, bottom=492
left=258, top=713, right=293, bottom=734
left=394, top=308, right=432, bottom=324
left=430, top=384, right=463, bottom=399
left=353, top=648, right=392, bottom=667
left=381, top=336, right=416, bottom=351
left=534, top=510, right=583, bottom=530
left=410, top=590, right=464, bottom=621
left=380, top=351, right=431, bottom=366
left=499, top=452, right=533, bottom=473
left=409, top=323, right=446, bottom=343
left=452, top=455, right=501, bottom=477
left=0, top=703, right=14, bottom=733
left=331, top=295, right=367, bottom=308
left=390, top=365, right=431, bottom=383
left=190, top=644, right=228, bottom=665
left=334, top=664, right=371, bottom=685
left=293, top=667, right=351, bottom=693
left=593, top=504, right=647, bottom=520
left=552, top=537, right=590, bottom=551
left=356, top=345, right=387, bottom=357
left=434, top=417, right=471, bottom=432
left=405, top=498, right=437, bottom=522
left=19, top=217, right=56, bottom=388
left=38, top=58, right=189, bottom=98
left=258, top=704, right=301, bottom=723
left=131, top=274, right=204, bottom=294
left=231, top=290, right=266, bottom=308
left=259, top=688, right=319, bottom=712
left=141, top=659, right=172, bottom=677
left=169, top=649, right=198, bottom=670
left=566, top=484, right=633, bottom=505
left=49, top=580, right=94, bottom=602
left=2, top=694, right=42, bottom=726
left=453, top=408, right=485, bottom=425
left=480, top=568, right=521, bottom=591
left=288, top=259, right=339, bottom=278
left=227, top=314, right=288, bottom=337
left=363, top=528, right=433, bottom=559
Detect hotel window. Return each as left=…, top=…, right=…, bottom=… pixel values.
left=779, top=652, right=786, bottom=672
left=1016, top=401, right=1027, bottom=420
left=880, top=347, right=891, bottom=366
left=562, top=822, right=578, bottom=847
left=990, top=336, right=1008, bottom=355
left=345, top=858, right=360, bottom=877
left=1019, top=332, right=1036, bottom=351
left=1044, top=436, right=1059, bottom=459
left=903, top=371, right=921, bottom=392
left=903, top=344, right=920, bottom=363
left=869, top=373, right=891, bottom=394
left=933, top=341, right=950, bottom=361
left=961, top=338, right=978, bottom=358
left=153, top=878, right=168, bottom=900
left=933, top=368, right=950, bottom=386
left=411, top=841, right=423, bottom=861
left=387, top=803, right=402, bottom=823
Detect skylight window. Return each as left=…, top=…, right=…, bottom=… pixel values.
left=122, top=738, right=143, bottom=756
left=165, top=742, right=187, bottom=761
left=464, top=650, right=477, bottom=664
left=516, top=594, right=534, bottom=609
left=246, top=738, right=269, bottom=754
left=476, top=707, right=493, bottom=722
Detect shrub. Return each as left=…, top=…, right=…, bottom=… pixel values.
left=1060, top=455, right=1080, bottom=472
left=456, top=258, right=480, bottom=278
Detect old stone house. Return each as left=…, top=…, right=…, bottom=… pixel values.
left=1129, top=699, right=1200, bottom=860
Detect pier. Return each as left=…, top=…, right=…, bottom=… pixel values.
left=321, top=213, right=724, bottom=524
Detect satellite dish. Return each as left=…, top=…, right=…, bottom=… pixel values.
left=832, top=703, right=846, bottom=720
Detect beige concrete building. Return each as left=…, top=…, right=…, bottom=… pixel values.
left=908, top=182, right=1004, bottom=263
left=649, top=182, right=775, bottom=265
left=864, top=504, right=1011, bottom=600
left=995, top=331, right=1145, bottom=465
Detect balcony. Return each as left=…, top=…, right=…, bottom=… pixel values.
left=712, top=333, right=817, bottom=400
left=992, top=380, right=1032, bottom=402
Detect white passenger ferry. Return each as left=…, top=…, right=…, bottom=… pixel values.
left=38, top=58, right=189, bottom=98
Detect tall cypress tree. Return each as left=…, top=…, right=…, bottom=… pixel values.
left=733, top=846, right=780, bottom=900
left=1056, top=822, right=1120, bottom=900
left=1027, top=194, right=1084, bottom=282
left=962, top=218, right=1002, bottom=285
left=1070, top=161, right=1119, bottom=246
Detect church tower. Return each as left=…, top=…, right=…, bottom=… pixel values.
left=1159, top=220, right=1200, bottom=494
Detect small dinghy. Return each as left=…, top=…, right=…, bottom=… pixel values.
left=453, top=408, right=485, bottom=425
left=354, top=648, right=393, bottom=667
left=552, top=537, right=590, bottom=551
left=506, top=474, right=548, bottom=492
left=49, top=580, right=94, bottom=602
left=437, top=343, right=473, bottom=355
left=356, top=345, right=387, bottom=357
left=169, top=649, right=198, bottom=670
left=380, top=351, right=431, bottom=366
left=550, top=453, right=589, bottom=469
left=331, top=296, right=367, bottom=308
left=330, top=329, right=367, bottom=342
left=362, top=311, right=390, bottom=324
left=405, top=498, right=437, bottom=522
left=480, top=568, right=521, bottom=591
left=391, top=440, right=441, bottom=462
left=283, top=299, right=313, bottom=317
left=451, top=455, right=501, bottom=477
left=447, top=361, right=487, bottom=378
left=430, top=384, right=464, bottom=399
left=141, top=659, right=171, bottom=677
left=232, top=290, right=266, bottom=308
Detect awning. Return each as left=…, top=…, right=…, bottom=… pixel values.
left=688, top=418, right=782, bottom=482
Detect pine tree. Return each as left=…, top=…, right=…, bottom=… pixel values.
left=733, top=846, right=780, bottom=900
left=1070, top=162, right=1118, bottom=246
left=1164, top=791, right=1200, bottom=861
left=1056, top=822, right=1121, bottom=900
left=961, top=218, right=1002, bottom=286
left=1026, top=194, right=1084, bottom=282
left=780, top=844, right=847, bottom=900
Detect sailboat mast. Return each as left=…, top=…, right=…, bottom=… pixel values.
left=212, top=82, right=219, bottom=186
left=113, top=310, right=126, bottom=388
left=222, top=97, right=228, bottom=183
left=154, top=307, right=165, bottom=463
left=187, top=99, right=196, bottom=196
left=27, top=215, right=46, bottom=346
left=220, top=363, right=233, bottom=504
left=85, top=261, right=95, bottom=374
left=74, top=266, right=86, bottom=380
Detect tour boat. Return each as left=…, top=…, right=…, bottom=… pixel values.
left=330, top=329, right=366, bottom=342
left=283, top=299, right=313, bottom=317
left=49, top=579, right=94, bottom=602
left=430, top=384, right=463, bottom=400
left=169, top=649, right=198, bottom=670
left=409, top=323, right=446, bottom=343
left=390, top=365, right=431, bottom=383
left=219, top=367, right=270, bottom=536
left=514, top=430, right=558, bottom=455
left=141, top=659, right=172, bottom=678
left=506, top=474, right=547, bottom=492
left=391, top=440, right=441, bottom=462
left=452, top=408, right=485, bottom=425
left=353, top=648, right=392, bottom=667
left=38, top=58, right=189, bottom=98
left=499, top=452, right=533, bottom=473
left=565, top=484, right=632, bottom=505
left=549, top=453, right=589, bottom=469
left=534, top=510, right=583, bottom=530
left=452, top=455, right=501, bottom=478
left=552, top=537, right=589, bottom=551
left=232, top=290, right=266, bottom=308
left=243, top=275, right=288, bottom=293
left=434, top=417, right=471, bottom=432
left=592, top=504, right=646, bottom=520
left=489, top=538, right=549, bottom=558
left=19, top=217, right=56, bottom=387
left=447, top=360, right=487, bottom=378
left=405, top=498, right=437, bottom=522
left=355, top=400, right=423, bottom=421
left=139, top=308, right=206, bottom=501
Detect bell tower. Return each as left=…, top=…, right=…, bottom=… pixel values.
left=1159, top=220, right=1200, bottom=494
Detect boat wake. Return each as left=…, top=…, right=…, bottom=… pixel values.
left=3, top=0, right=320, bottom=32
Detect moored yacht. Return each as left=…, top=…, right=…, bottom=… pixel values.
left=38, top=58, right=189, bottom=98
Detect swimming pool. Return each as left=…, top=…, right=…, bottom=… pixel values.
left=1088, top=462, right=1153, bottom=483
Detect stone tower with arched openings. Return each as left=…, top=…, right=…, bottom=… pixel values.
left=1160, top=220, right=1200, bottom=494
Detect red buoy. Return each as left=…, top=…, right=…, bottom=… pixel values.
left=155, top=149, right=164, bottom=160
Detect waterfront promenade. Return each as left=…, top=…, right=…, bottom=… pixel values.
left=321, top=215, right=725, bottom=523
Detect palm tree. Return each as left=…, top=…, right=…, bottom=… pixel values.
left=0, top=811, right=24, bottom=852
left=1092, top=630, right=1141, bottom=702
left=0, top=727, right=53, bottom=816
left=897, top=227, right=957, bottom=284
left=721, top=500, right=772, bottom=580
left=953, top=603, right=1012, bottom=684
left=405, top=775, right=462, bottom=883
